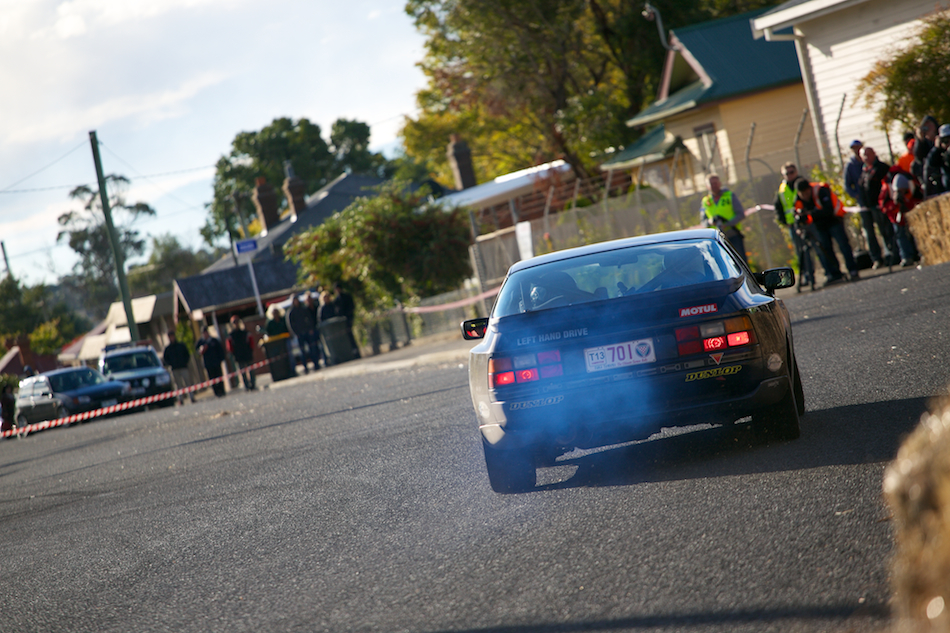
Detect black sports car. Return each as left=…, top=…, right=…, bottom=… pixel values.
left=461, top=229, right=803, bottom=493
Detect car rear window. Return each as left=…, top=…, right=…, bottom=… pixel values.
left=103, top=351, right=160, bottom=373
left=493, top=238, right=742, bottom=317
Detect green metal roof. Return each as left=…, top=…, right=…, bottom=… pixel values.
left=600, top=125, right=684, bottom=170
left=627, top=8, right=800, bottom=128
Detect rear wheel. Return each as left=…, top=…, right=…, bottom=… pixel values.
left=16, top=413, right=29, bottom=438
left=482, top=438, right=536, bottom=493
left=793, top=358, right=805, bottom=416
left=753, top=367, right=801, bottom=442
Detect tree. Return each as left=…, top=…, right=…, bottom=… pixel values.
left=284, top=181, right=472, bottom=316
left=203, top=117, right=391, bottom=247
left=0, top=275, right=90, bottom=356
left=855, top=9, right=950, bottom=128
left=128, top=234, right=219, bottom=297
left=402, top=0, right=775, bottom=184
left=57, top=175, right=155, bottom=320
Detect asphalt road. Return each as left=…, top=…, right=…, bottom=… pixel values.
left=2, top=262, right=949, bottom=633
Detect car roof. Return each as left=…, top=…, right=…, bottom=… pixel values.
left=101, top=345, right=156, bottom=357
left=506, top=228, right=721, bottom=275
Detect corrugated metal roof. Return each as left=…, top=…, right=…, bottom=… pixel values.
left=600, top=125, right=684, bottom=169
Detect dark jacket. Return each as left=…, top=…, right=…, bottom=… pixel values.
left=844, top=155, right=865, bottom=205
left=923, top=145, right=948, bottom=198
left=163, top=341, right=191, bottom=370
left=227, top=329, right=255, bottom=363
left=286, top=304, right=316, bottom=337
left=859, top=158, right=890, bottom=210
left=796, top=185, right=839, bottom=231
left=196, top=336, right=225, bottom=370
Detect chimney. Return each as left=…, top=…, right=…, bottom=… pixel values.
left=447, top=134, right=476, bottom=190
left=281, top=161, right=306, bottom=222
left=252, top=177, right=280, bottom=234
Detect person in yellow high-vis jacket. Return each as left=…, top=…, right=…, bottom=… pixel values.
left=699, top=174, right=747, bottom=265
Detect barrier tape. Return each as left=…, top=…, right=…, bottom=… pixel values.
left=403, top=286, right=501, bottom=314
left=1, top=355, right=277, bottom=440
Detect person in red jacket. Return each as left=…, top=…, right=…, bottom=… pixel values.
left=879, top=170, right=921, bottom=267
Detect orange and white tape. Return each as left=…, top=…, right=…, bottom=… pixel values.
left=1, top=356, right=275, bottom=440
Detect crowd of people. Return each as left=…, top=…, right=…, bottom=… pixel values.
left=161, top=281, right=361, bottom=403
left=701, top=115, right=950, bottom=288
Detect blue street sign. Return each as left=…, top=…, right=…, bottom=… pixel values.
left=236, top=239, right=258, bottom=254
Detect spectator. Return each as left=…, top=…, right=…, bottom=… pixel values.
left=859, top=146, right=896, bottom=267
left=923, top=124, right=950, bottom=199
left=897, top=132, right=916, bottom=174
left=163, top=329, right=195, bottom=404
left=794, top=179, right=859, bottom=286
left=775, top=164, right=820, bottom=286
left=844, top=140, right=865, bottom=203
left=1, top=384, right=15, bottom=435
left=912, top=115, right=939, bottom=183
left=286, top=294, right=321, bottom=373
left=879, top=171, right=921, bottom=267
left=318, top=290, right=337, bottom=323
left=334, top=282, right=361, bottom=359
left=699, top=174, right=747, bottom=265
left=935, top=125, right=950, bottom=194
left=226, top=316, right=257, bottom=391
left=196, top=326, right=226, bottom=397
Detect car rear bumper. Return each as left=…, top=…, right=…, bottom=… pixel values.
left=479, top=374, right=791, bottom=451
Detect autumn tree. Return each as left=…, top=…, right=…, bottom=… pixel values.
left=855, top=8, right=950, bottom=128
left=284, top=181, right=471, bottom=316
left=402, top=0, right=776, bottom=184
left=57, top=175, right=155, bottom=320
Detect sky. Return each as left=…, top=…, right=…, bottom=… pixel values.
left=0, top=0, right=428, bottom=286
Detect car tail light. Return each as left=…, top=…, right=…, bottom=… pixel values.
left=675, top=316, right=756, bottom=357
left=489, top=350, right=563, bottom=388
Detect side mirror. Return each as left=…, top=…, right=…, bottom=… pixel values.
left=461, top=318, right=489, bottom=340
left=754, top=267, right=795, bottom=293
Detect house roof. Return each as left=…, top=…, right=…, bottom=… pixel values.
left=435, top=160, right=573, bottom=211
left=751, top=0, right=870, bottom=35
left=627, top=8, right=801, bottom=128
left=599, top=125, right=686, bottom=170
left=202, top=173, right=385, bottom=274
left=175, top=257, right=300, bottom=315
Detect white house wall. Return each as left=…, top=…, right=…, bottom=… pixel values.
left=797, top=0, right=946, bottom=167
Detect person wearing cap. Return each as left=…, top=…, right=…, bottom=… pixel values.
left=226, top=316, right=257, bottom=391
left=163, top=329, right=195, bottom=404
left=879, top=171, right=921, bottom=267
left=923, top=123, right=950, bottom=198
left=794, top=178, right=858, bottom=286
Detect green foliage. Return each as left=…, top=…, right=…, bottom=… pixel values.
left=57, top=174, right=155, bottom=320
left=0, top=374, right=18, bottom=393
left=28, top=320, right=66, bottom=356
left=402, top=0, right=775, bottom=184
left=128, top=234, right=219, bottom=297
left=285, top=181, right=473, bottom=317
left=855, top=9, right=950, bottom=128
left=202, top=117, right=391, bottom=247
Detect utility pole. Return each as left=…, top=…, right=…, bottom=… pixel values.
left=89, top=130, right=139, bottom=342
left=1, top=241, right=11, bottom=279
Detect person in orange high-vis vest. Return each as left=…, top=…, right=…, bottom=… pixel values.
left=794, top=179, right=858, bottom=287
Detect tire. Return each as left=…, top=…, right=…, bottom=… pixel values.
left=16, top=413, right=29, bottom=438
left=752, top=366, right=801, bottom=442
left=482, top=437, right=536, bottom=493
left=793, top=358, right=805, bottom=417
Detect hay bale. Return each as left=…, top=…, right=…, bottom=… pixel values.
left=907, top=194, right=950, bottom=266
left=884, top=397, right=950, bottom=632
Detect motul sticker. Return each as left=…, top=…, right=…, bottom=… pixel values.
left=685, top=365, right=742, bottom=382
left=679, top=303, right=718, bottom=318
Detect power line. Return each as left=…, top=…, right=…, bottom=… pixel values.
left=0, top=162, right=215, bottom=195
left=0, top=141, right=88, bottom=192
left=99, top=142, right=209, bottom=214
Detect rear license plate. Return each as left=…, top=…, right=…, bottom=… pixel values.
left=131, top=387, right=145, bottom=396
left=585, top=339, right=656, bottom=372
left=102, top=399, right=117, bottom=407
